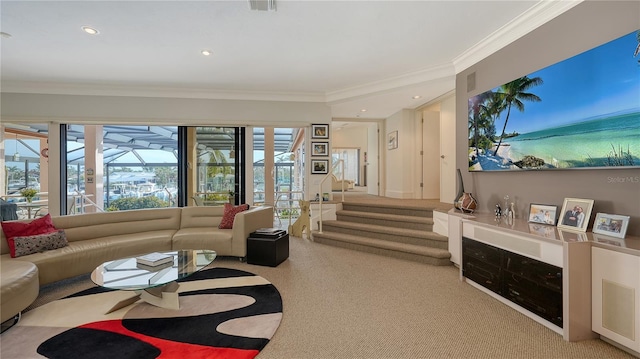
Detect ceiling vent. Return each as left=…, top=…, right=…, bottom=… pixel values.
left=249, top=0, right=276, bottom=11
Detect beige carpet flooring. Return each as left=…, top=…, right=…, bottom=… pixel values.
left=27, top=235, right=633, bottom=359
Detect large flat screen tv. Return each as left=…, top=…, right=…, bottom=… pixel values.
left=468, top=29, right=640, bottom=171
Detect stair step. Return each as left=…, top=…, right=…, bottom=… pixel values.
left=313, top=231, right=451, bottom=266
left=342, top=202, right=433, bottom=217
left=336, top=210, right=434, bottom=231
left=321, top=220, right=447, bottom=249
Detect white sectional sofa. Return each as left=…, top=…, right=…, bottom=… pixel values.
left=0, top=205, right=273, bottom=323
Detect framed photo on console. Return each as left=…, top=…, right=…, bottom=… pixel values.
left=528, top=203, right=558, bottom=225
left=557, top=198, right=594, bottom=232
left=593, top=213, right=629, bottom=239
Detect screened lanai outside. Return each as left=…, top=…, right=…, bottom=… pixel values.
left=1, top=124, right=49, bottom=220
left=65, top=125, right=179, bottom=214
left=253, top=127, right=303, bottom=226
left=191, top=127, right=243, bottom=206
left=2, top=124, right=300, bottom=220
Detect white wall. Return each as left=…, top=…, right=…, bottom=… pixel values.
left=385, top=109, right=418, bottom=198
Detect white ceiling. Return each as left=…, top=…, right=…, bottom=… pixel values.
left=0, top=1, right=579, bottom=120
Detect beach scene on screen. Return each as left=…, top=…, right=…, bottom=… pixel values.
left=468, top=30, right=640, bottom=171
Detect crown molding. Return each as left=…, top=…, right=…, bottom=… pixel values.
left=453, top=0, right=583, bottom=73
left=325, top=63, right=455, bottom=104
left=0, top=81, right=327, bottom=103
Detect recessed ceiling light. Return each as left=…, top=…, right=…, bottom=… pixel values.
left=0, top=32, right=12, bottom=39
left=360, top=109, right=367, bottom=112
left=412, top=95, right=422, bottom=99
left=201, top=50, right=212, bottom=56
left=81, top=26, right=99, bottom=35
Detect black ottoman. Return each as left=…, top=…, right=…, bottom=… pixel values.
left=247, top=230, right=289, bottom=267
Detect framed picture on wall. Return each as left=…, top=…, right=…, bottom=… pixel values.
left=388, top=131, right=398, bottom=150
left=557, top=198, right=594, bottom=232
left=593, top=213, right=630, bottom=239
left=311, top=159, right=329, bottom=174
left=311, top=142, right=328, bottom=156
left=311, top=124, right=329, bottom=139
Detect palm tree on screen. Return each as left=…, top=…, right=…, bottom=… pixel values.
left=468, top=91, right=493, bottom=158
left=482, top=93, right=505, bottom=141
left=493, top=76, right=543, bottom=156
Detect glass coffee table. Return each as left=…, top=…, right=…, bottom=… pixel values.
left=91, top=249, right=216, bottom=314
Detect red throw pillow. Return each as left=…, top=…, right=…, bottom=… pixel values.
left=1, top=214, right=58, bottom=258
left=218, top=203, right=249, bottom=229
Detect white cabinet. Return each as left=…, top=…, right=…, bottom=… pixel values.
left=433, top=210, right=448, bottom=237
left=447, top=209, right=475, bottom=267
left=592, top=246, right=640, bottom=353
left=447, top=213, right=462, bottom=266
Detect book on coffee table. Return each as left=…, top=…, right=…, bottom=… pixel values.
left=136, top=260, right=173, bottom=272
left=136, top=252, right=174, bottom=266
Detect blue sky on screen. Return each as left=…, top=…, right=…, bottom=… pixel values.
left=494, top=30, right=639, bottom=135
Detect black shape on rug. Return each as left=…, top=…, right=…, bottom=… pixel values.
left=37, top=327, right=161, bottom=359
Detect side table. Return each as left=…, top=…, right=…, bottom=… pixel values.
left=247, top=230, right=289, bottom=267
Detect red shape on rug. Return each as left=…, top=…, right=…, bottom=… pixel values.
left=81, top=320, right=259, bottom=359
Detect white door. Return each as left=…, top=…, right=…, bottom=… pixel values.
left=422, top=110, right=440, bottom=199
left=439, top=95, right=456, bottom=204
left=366, top=123, right=379, bottom=195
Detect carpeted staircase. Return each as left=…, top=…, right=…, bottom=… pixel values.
left=312, top=201, right=451, bottom=266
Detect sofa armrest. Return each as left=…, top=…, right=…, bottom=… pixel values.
left=231, top=206, right=274, bottom=257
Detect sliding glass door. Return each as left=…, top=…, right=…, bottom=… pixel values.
left=253, top=127, right=301, bottom=224
left=191, top=127, right=245, bottom=206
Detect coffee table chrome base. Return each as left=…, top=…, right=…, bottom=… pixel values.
left=105, top=281, right=181, bottom=314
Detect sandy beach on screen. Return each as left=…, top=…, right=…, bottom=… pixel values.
left=470, top=143, right=514, bottom=171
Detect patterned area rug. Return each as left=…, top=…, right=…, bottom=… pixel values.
left=1, top=268, right=283, bottom=359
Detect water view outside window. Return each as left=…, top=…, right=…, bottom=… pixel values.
left=194, top=127, right=237, bottom=205
left=253, top=127, right=299, bottom=222
left=66, top=125, right=179, bottom=213
left=3, top=126, right=49, bottom=220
